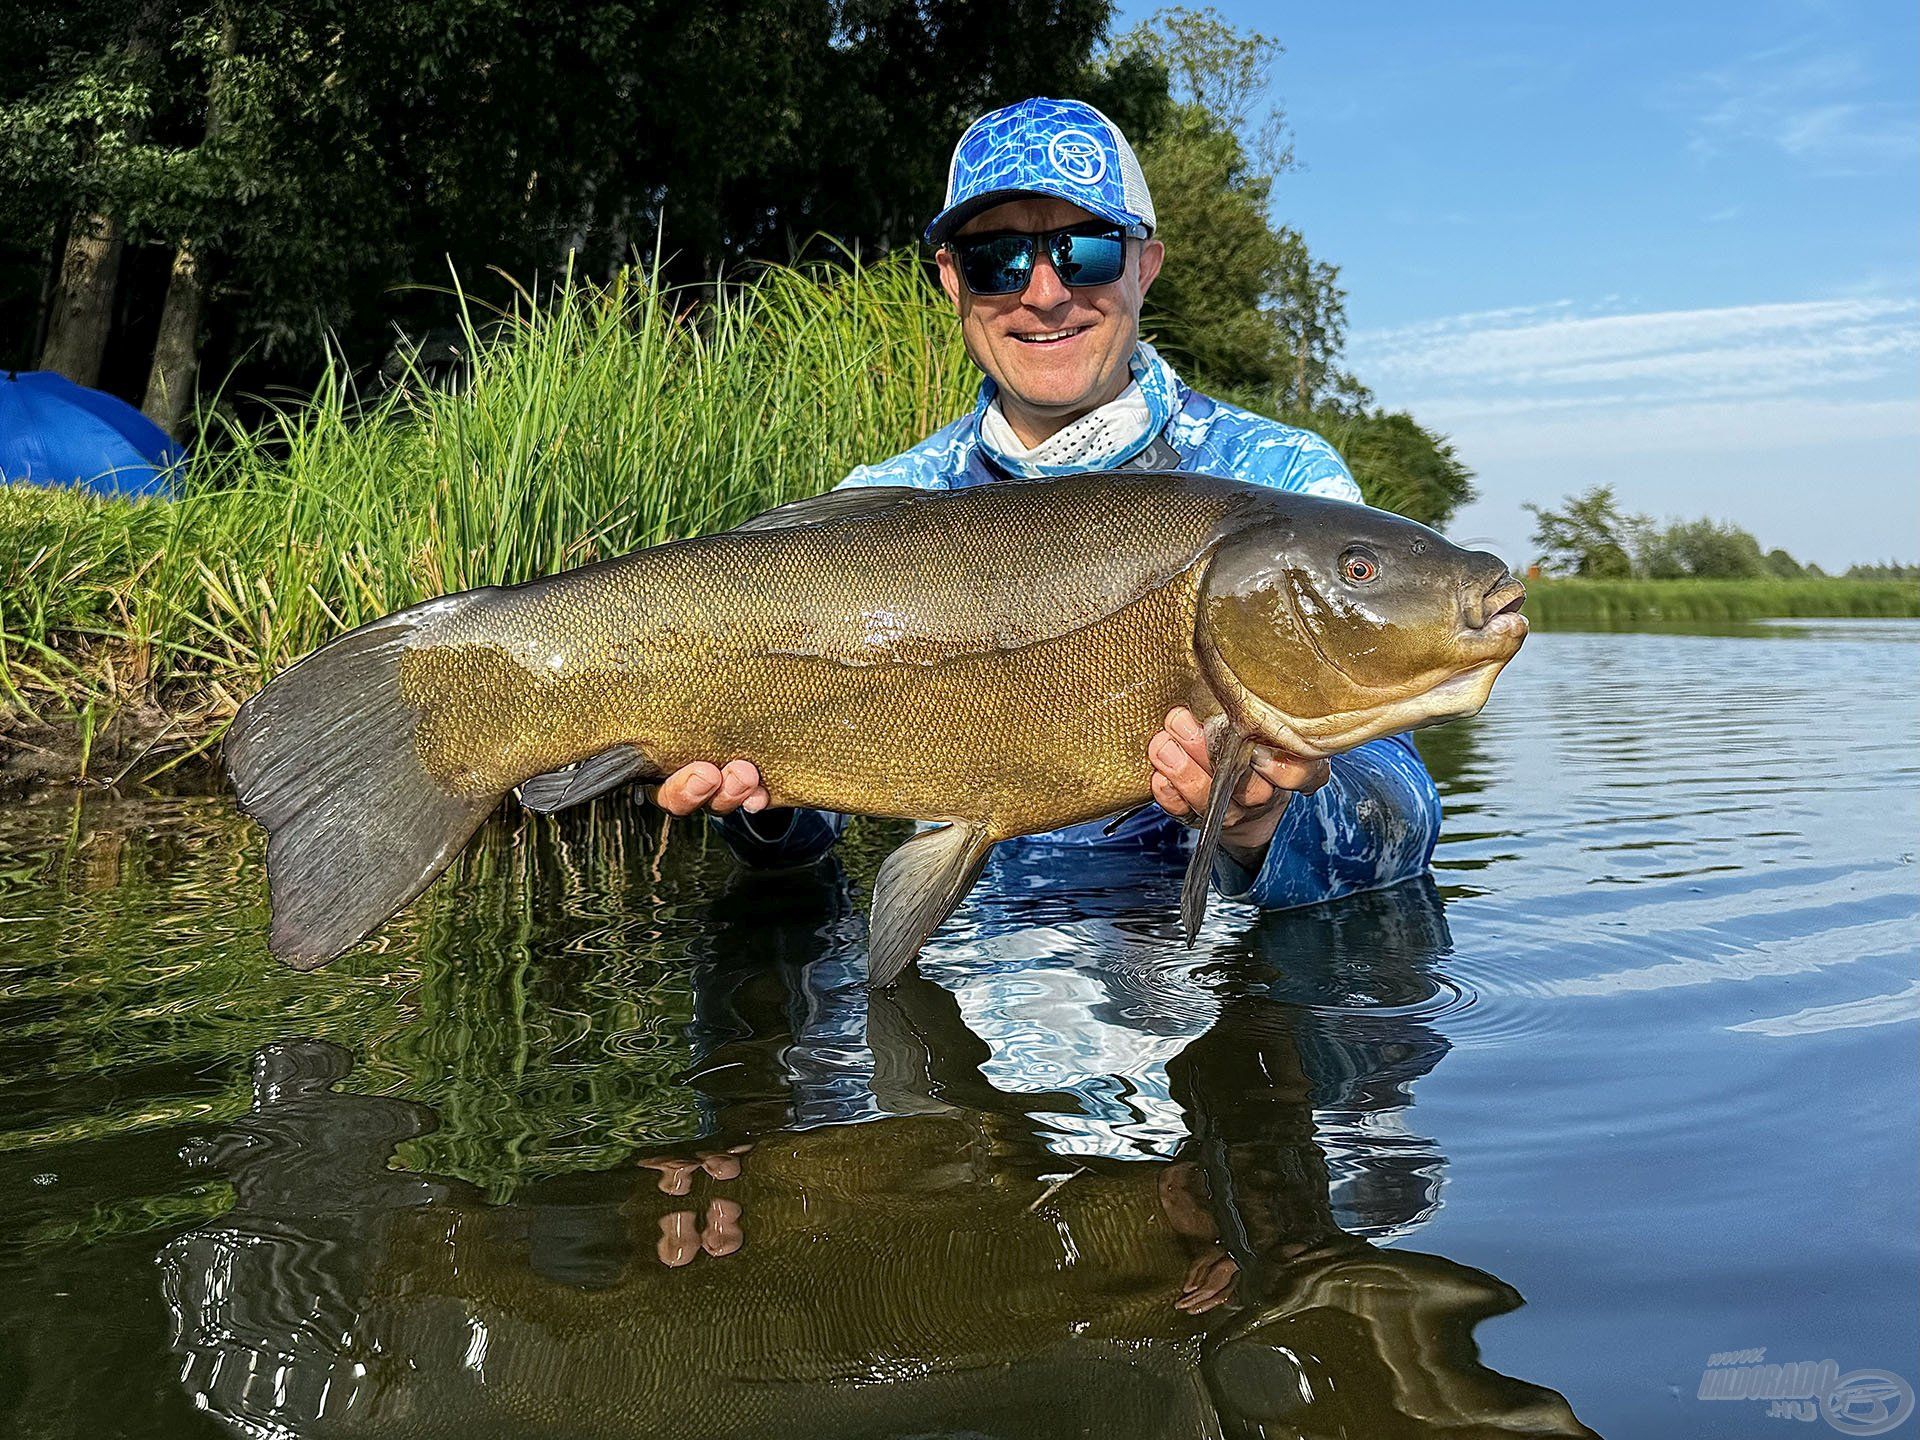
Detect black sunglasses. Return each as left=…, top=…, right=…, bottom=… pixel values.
left=946, top=224, right=1138, bottom=297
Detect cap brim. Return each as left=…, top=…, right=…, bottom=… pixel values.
left=924, top=189, right=1148, bottom=246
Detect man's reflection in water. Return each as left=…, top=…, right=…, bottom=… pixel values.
left=162, top=855, right=1596, bottom=1438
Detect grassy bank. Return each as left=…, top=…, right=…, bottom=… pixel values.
left=2, top=254, right=975, bottom=772
left=6, top=253, right=1914, bottom=778
left=1525, top=577, right=1919, bottom=629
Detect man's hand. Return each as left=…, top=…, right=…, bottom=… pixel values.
left=1149, top=706, right=1330, bottom=865
left=655, top=759, right=771, bottom=816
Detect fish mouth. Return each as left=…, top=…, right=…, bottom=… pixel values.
left=1463, top=579, right=1529, bottom=659
left=1485, top=581, right=1526, bottom=621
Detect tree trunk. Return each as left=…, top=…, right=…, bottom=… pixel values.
left=31, top=212, right=71, bottom=366
left=142, top=239, right=206, bottom=435
left=38, top=215, right=125, bottom=386
left=140, top=6, right=231, bottom=435
left=36, top=0, right=170, bottom=386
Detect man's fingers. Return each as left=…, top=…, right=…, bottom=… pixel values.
left=656, top=762, right=722, bottom=816
left=1150, top=733, right=1213, bottom=817
left=657, top=1211, right=701, bottom=1267
left=1232, top=768, right=1275, bottom=811
left=1163, top=707, right=1211, bottom=767
left=701, top=1198, right=744, bottom=1258
left=1151, top=770, right=1192, bottom=819
left=706, top=759, right=768, bottom=816
left=656, top=760, right=769, bottom=816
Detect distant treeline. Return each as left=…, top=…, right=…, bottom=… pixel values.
left=0, top=1, right=1465, bottom=524
left=1524, top=485, right=1910, bottom=582
left=1525, top=578, right=1919, bottom=629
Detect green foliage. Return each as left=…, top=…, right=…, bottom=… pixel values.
left=1524, top=485, right=1637, bottom=578
left=1107, top=6, right=1355, bottom=411
left=1633, top=514, right=1769, bottom=579
left=2, top=0, right=1119, bottom=377
left=1281, top=405, right=1475, bottom=531
left=1526, top=578, right=1920, bottom=629
left=1764, top=548, right=1806, bottom=579
left=1528, top=486, right=1840, bottom=582
left=0, top=785, right=724, bottom=1198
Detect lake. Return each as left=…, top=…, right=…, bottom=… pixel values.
left=2, top=622, right=1915, bottom=1438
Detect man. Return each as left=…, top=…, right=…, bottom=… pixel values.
left=654, top=96, right=1440, bottom=912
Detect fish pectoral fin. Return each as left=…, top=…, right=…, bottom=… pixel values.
left=1180, top=726, right=1255, bottom=947
left=730, top=485, right=923, bottom=533
left=517, top=745, right=653, bottom=814
left=866, top=822, right=994, bottom=988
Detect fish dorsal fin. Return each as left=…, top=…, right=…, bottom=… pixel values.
left=1181, top=726, right=1255, bottom=946
left=730, top=485, right=924, bottom=533
left=516, top=744, right=653, bottom=814
left=866, top=821, right=995, bottom=987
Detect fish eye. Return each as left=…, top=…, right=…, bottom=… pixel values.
left=1341, top=548, right=1380, bottom=585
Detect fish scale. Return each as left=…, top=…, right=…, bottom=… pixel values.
left=223, top=471, right=1526, bottom=976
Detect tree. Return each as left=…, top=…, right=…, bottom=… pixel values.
left=2, top=0, right=1124, bottom=428
left=1301, top=407, right=1474, bottom=530
left=1525, top=486, right=1636, bottom=578
left=1099, top=6, right=1469, bottom=527
left=1634, top=516, right=1768, bottom=579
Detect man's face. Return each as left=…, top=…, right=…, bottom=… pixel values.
left=936, top=195, right=1165, bottom=430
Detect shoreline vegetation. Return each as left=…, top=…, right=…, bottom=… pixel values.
left=1522, top=577, right=1917, bottom=629
left=3, top=255, right=1914, bottom=784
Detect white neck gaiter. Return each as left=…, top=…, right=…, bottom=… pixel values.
left=974, top=341, right=1182, bottom=479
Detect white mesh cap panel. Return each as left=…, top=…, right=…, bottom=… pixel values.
left=1087, top=103, right=1156, bottom=233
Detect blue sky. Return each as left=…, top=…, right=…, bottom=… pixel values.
left=1115, top=0, right=1919, bottom=569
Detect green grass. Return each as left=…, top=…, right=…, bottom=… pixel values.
left=1525, top=577, right=1920, bottom=628
left=1, top=252, right=976, bottom=759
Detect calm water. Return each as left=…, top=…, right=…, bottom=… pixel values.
left=2, top=623, right=1915, bottom=1438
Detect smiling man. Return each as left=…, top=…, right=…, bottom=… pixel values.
left=658, top=96, right=1441, bottom=913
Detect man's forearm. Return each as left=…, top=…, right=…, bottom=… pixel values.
left=1213, top=734, right=1441, bottom=911
left=711, top=806, right=849, bottom=868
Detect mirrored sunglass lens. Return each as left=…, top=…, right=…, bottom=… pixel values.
left=1051, top=232, right=1125, bottom=286
left=961, top=236, right=1034, bottom=294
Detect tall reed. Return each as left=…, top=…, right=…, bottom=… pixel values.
left=1, top=253, right=974, bottom=741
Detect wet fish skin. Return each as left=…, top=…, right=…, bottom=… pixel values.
left=224, top=471, right=1525, bottom=972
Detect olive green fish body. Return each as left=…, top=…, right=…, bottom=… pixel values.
left=398, top=474, right=1253, bottom=837
left=224, top=472, right=1526, bottom=972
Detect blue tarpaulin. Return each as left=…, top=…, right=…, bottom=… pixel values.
left=0, top=370, right=184, bottom=499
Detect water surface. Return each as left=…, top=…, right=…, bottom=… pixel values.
left=2, top=623, right=1915, bottom=1437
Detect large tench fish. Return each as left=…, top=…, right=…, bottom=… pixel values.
left=224, top=472, right=1527, bottom=979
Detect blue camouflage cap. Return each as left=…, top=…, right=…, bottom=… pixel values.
left=925, top=96, right=1157, bottom=246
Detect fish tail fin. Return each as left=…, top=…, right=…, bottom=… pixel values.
left=223, top=597, right=500, bottom=970
left=866, top=821, right=994, bottom=987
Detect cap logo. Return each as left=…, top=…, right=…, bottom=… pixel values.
left=1047, top=129, right=1107, bottom=185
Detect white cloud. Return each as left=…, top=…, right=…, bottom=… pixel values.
left=1675, top=40, right=1917, bottom=174
left=1353, top=292, right=1920, bottom=569
left=1350, top=296, right=1920, bottom=434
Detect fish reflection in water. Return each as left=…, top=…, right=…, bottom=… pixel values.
left=161, top=863, right=1596, bottom=1439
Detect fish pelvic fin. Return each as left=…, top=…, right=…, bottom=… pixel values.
left=223, top=597, right=500, bottom=970
left=517, top=744, right=653, bottom=814
left=1181, top=726, right=1255, bottom=947
left=866, top=821, right=995, bottom=988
